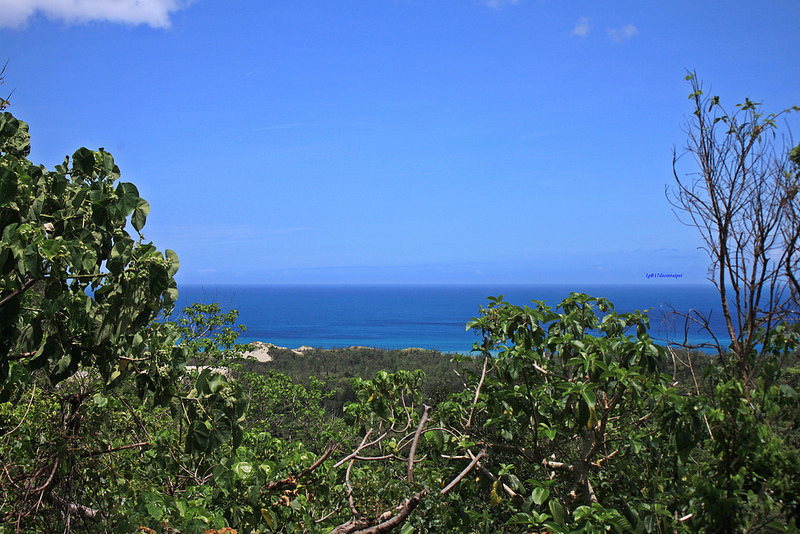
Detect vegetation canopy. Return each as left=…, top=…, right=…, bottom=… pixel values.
left=0, top=71, right=798, bottom=533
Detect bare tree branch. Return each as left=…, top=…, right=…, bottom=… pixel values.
left=466, top=352, right=490, bottom=428
left=406, top=405, right=430, bottom=483
left=441, top=447, right=487, bottom=495
left=329, top=488, right=430, bottom=534
left=668, top=72, right=800, bottom=387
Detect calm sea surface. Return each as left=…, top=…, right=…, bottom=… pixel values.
left=173, top=284, right=725, bottom=353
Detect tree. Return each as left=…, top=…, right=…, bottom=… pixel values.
left=669, top=72, right=800, bottom=382
left=0, top=113, right=182, bottom=395
left=0, top=107, right=253, bottom=531
left=0, top=103, right=191, bottom=528
left=453, top=293, right=684, bottom=532
left=669, top=73, right=800, bottom=532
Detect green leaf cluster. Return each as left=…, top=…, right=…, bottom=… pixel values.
left=1, top=111, right=179, bottom=396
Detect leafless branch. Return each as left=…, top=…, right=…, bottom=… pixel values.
left=441, top=447, right=487, bottom=495
left=406, top=405, right=430, bottom=483
left=329, top=488, right=429, bottom=534
left=668, top=72, right=799, bottom=386
left=334, top=429, right=389, bottom=469
left=466, top=352, right=490, bottom=428
left=0, top=277, right=38, bottom=309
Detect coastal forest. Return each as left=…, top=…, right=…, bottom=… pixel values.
left=1, top=71, right=800, bottom=533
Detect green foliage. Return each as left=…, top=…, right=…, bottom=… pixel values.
left=241, top=370, right=346, bottom=449
left=241, top=345, right=472, bottom=413
left=446, top=293, right=684, bottom=532
left=178, top=302, right=248, bottom=367
left=0, top=111, right=258, bottom=531
left=670, top=74, right=800, bottom=532
left=0, top=111, right=179, bottom=396
left=2, top=78, right=798, bottom=533
left=346, top=368, right=424, bottom=429
left=677, top=354, right=800, bottom=532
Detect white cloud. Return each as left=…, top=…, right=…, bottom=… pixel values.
left=0, top=0, right=194, bottom=29
left=571, top=17, right=591, bottom=37
left=607, top=24, right=639, bottom=42
left=486, top=0, right=520, bottom=9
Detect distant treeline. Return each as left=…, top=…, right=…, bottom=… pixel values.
left=237, top=343, right=800, bottom=417
left=238, top=345, right=483, bottom=412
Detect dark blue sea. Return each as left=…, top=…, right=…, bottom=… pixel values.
left=172, top=284, right=727, bottom=353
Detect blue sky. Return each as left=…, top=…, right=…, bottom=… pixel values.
left=1, top=1, right=798, bottom=285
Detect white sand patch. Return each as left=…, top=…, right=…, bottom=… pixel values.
left=244, top=341, right=275, bottom=362
left=243, top=342, right=312, bottom=362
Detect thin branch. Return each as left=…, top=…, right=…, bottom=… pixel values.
left=3, top=384, right=36, bottom=437
left=77, top=441, right=150, bottom=458
left=441, top=447, right=487, bottom=495
left=345, top=459, right=358, bottom=516
left=353, top=489, right=429, bottom=534
left=466, top=352, right=490, bottom=428
left=585, top=477, right=599, bottom=504
left=330, top=488, right=431, bottom=533
left=334, top=429, right=389, bottom=469
left=118, top=356, right=149, bottom=362
left=406, top=405, right=430, bottom=484
left=30, top=458, right=59, bottom=494
left=303, top=441, right=338, bottom=475
left=542, top=458, right=572, bottom=472
left=0, top=277, right=37, bottom=309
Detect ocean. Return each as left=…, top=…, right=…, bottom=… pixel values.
left=172, top=283, right=726, bottom=353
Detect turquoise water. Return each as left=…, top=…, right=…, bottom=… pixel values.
left=172, top=284, right=726, bottom=353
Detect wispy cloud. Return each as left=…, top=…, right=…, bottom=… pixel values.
left=486, top=0, right=520, bottom=9
left=571, top=17, right=591, bottom=38
left=0, top=0, right=194, bottom=29
left=607, top=24, right=639, bottom=43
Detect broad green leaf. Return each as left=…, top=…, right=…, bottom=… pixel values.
left=165, top=248, right=180, bottom=277
left=206, top=372, right=228, bottom=393
left=259, top=462, right=275, bottom=478
left=98, top=148, right=115, bottom=176
left=109, top=238, right=133, bottom=273
left=431, top=428, right=445, bottom=449
left=188, top=420, right=211, bottom=453
left=115, top=182, right=140, bottom=217
left=39, top=238, right=61, bottom=260
left=72, top=147, right=95, bottom=175
left=0, top=112, right=31, bottom=156
left=0, top=167, right=17, bottom=204
left=262, top=508, right=276, bottom=529
left=549, top=499, right=566, bottom=525
left=581, top=389, right=596, bottom=410
left=532, top=486, right=549, bottom=506
left=233, top=461, right=254, bottom=480
left=779, top=384, right=798, bottom=400
left=81, top=248, right=97, bottom=272
left=573, top=505, right=591, bottom=521
left=132, top=197, right=150, bottom=232
left=164, top=287, right=179, bottom=306
left=506, top=474, right=521, bottom=491
left=22, top=244, right=40, bottom=277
